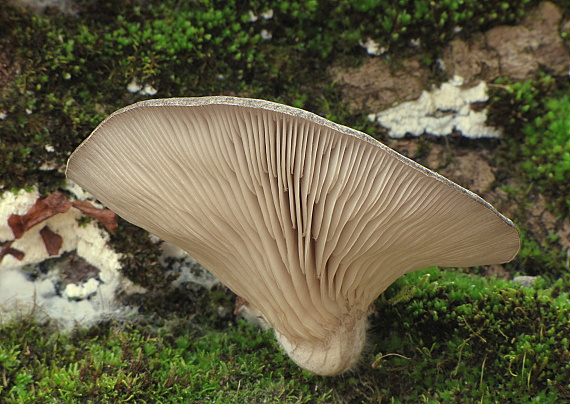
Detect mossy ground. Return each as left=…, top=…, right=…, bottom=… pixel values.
left=1, top=0, right=569, bottom=402
left=3, top=268, right=570, bottom=402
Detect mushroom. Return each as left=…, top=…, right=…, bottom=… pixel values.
left=66, top=96, right=520, bottom=376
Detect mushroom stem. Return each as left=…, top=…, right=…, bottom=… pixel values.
left=275, top=312, right=368, bottom=376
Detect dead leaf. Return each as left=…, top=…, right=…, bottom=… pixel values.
left=234, top=296, right=248, bottom=315
left=39, top=226, right=63, bottom=256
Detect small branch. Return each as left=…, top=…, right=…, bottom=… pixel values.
left=0, top=240, right=25, bottom=263
left=8, top=191, right=71, bottom=238
left=72, top=200, right=118, bottom=234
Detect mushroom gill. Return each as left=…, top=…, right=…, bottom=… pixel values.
left=66, top=96, right=520, bottom=376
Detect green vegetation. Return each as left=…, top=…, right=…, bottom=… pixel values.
left=2, top=267, right=570, bottom=403
left=372, top=267, right=570, bottom=402
left=490, top=76, right=570, bottom=203
left=487, top=75, right=569, bottom=276
left=521, top=95, right=570, bottom=213
left=514, top=226, right=568, bottom=278
left=0, top=0, right=540, bottom=192
left=489, top=76, right=556, bottom=134
left=0, top=317, right=330, bottom=403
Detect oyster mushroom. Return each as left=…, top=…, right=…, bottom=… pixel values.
left=66, top=96, right=519, bottom=376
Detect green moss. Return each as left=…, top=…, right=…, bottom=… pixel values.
left=487, top=76, right=569, bottom=276
left=2, top=267, right=570, bottom=402
left=367, top=267, right=570, bottom=402
left=520, top=95, right=570, bottom=214
left=515, top=227, right=569, bottom=277
left=488, top=76, right=554, bottom=135
left=0, top=0, right=541, bottom=191
left=247, top=0, right=538, bottom=58
left=0, top=292, right=334, bottom=404
left=109, top=220, right=172, bottom=291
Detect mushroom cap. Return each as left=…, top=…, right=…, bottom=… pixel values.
left=66, top=96, right=520, bottom=375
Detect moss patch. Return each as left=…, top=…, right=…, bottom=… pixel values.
left=367, top=267, right=570, bottom=402
left=488, top=75, right=570, bottom=277
left=0, top=0, right=540, bottom=191
left=2, top=267, right=570, bottom=402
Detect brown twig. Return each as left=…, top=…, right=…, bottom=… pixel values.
left=3, top=191, right=118, bottom=262
left=8, top=191, right=71, bottom=239
left=71, top=200, right=118, bottom=234
left=0, top=240, right=25, bottom=262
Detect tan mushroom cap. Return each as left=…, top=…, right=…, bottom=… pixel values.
left=66, top=96, right=520, bottom=376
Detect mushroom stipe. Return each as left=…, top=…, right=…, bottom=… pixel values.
left=66, top=96, right=520, bottom=376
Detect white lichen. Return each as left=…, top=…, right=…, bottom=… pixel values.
left=248, top=9, right=273, bottom=22
left=247, top=10, right=258, bottom=22
left=369, top=76, right=502, bottom=139
left=127, top=79, right=143, bottom=93
left=260, top=29, right=272, bottom=40
left=359, top=38, right=387, bottom=56
left=260, top=9, right=274, bottom=19
left=64, top=278, right=100, bottom=300
left=127, top=80, right=158, bottom=96
left=140, top=84, right=158, bottom=96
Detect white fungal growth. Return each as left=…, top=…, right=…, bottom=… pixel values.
left=64, top=278, right=100, bottom=300
left=247, top=10, right=258, bottom=22
left=260, top=9, right=274, bottom=19
left=140, top=84, right=158, bottom=96
left=0, top=187, right=124, bottom=328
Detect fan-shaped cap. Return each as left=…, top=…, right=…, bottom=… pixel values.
left=66, top=96, right=520, bottom=375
